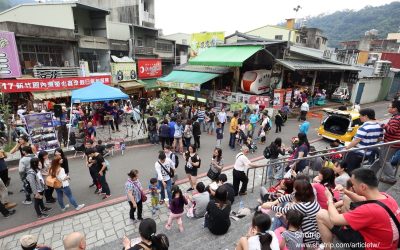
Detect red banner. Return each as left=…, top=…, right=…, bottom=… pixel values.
left=0, top=75, right=111, bottom=93
left=137, top=58, right=162, bottom=79
left=248, top=96, right=270, bottom=107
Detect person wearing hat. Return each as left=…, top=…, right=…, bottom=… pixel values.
left=125, top=169, right=144, bottom=222
left=63, top=232, right=86, bottom=250
left=10, top=135, right=37, bottom=156
left=20, top=234, right=51, bottom=250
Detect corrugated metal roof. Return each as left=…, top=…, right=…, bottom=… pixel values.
left=356, top=66, right=376, bottom=78
left=289, top=46, right=345, bottom=65
left=276, top=59, right=361, bottom=71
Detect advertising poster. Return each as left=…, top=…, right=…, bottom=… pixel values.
left=285, top=88, right=292, bottom=104
left=248, top=95, right=270, bottom=107
left=24, top=112, right=60, bottom=151
left=191, top=32, right=225, bottom=55
left=111, top=62, right=137, bottom=82
left=0, top=31, right=22, bottom=78
left=137, top=59, right=162, bottom=79
left=0, top=75, right=111, bottom=93
left=273, top=89, right=286, bottom=109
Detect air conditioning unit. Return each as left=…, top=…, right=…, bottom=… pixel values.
left=373, top=60, right=391, bottom=77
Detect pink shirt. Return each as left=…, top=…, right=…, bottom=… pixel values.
left=312, top=183, right=340, bottom=210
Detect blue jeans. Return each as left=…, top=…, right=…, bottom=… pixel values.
left=229, top=133, right=236, bottom=149
left=206, top=122, right=215, bottom=133
left=56, top=186, right=78, bottom=209
left=391, top=149, right=400, bottom=166
left=198, top=120, right=206, bottom=132
left=158, top=179, right=172, bottom=201
left=148, top=131, right=158, bottom=144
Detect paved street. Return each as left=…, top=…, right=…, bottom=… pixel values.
left=0, top=100, right=393, bottom=249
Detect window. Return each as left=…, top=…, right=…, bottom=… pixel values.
left=156, top=42, right=173, bottom=52
left=136, top=39, right=144, bottom=47
left=275, top=35, right=283, bottom=40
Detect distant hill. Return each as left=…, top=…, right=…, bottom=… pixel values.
left=301, top=2, right=400, bottom=48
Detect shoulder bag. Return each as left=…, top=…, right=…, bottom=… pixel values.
left=159, top=161, right=174, bottom=178
left=132, top=180, right=147, bottom=203
left=46, top=169, right=62, bottom=189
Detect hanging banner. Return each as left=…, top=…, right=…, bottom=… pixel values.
left=24, top=112, right=60, bottom=151
left=248, top=95, right=270, bottom=107
left=191, top=32, right=225, bottom=55
left=137, top=59, right=162, bottom=79
left=285, top=88, right=292, bottom=104
left=273, top=89, right=285, bottom=109
left=111, top=62, right=137, bottom=82
left=0, top=75, right=111, bottom=93
left=157, top=81, right=201, bottom=91
left=0, top=31, right=22, bottom=78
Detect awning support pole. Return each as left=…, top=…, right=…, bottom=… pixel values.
left=66, top=101, right=74, bottom=148
left=311, top=71, right=318, bottom=95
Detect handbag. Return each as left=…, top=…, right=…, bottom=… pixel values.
left=207, top=163, right=220, bottom=180
left=132, top=181, right=147, bottom=203
left=45, top=170, right=62, bottom=189
left=159, top=161, right=174, bottom=178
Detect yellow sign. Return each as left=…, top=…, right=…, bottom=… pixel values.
left=191, top=32, right=225, bottom=55
left=111, top=62, right=137, bottom=83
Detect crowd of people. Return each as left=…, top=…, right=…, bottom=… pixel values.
left=1, top=97, right=400, bottom=250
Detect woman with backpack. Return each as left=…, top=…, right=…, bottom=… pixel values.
left=26, top=158, right=52, bottom=219
left=38, top=151, right=56, bottom=203
left=183, top=120, right=193, bottom=150
left=265, top=138, right=286, bottom=180
left=158, top=120, right=170, bottom=150
left=172, top=119, right=184, bottom=154
left=288, top=133, right=310, bottom=174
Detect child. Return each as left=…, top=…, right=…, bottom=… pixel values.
left=148, top=178, right=160, bottom=215
left=215, top=122, right=223, bottom=148
left=275, top=209, right=304, bottom=250
left=165, top=186, right=188, bottom=232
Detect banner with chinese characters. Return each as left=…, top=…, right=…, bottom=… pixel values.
left=191, top=32, right=225, bottom=55
left=137, top=59, right=162, bottom=79
left=285, top=88, right=292, bottom=104
left=273, top=89, right=285, bottom=109
left=0, top=31, right=22, bottom=78
left=111, top=62, right=137, bottom=82
left=0, top=75, right=111, bottom=93
left=214, top=90, right=270, bottom=107
left=157, top=81, right=201, bottom=91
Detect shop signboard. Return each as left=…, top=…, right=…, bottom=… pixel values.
left=0, top=31, right=22, bottom=78
left=157, top=81, right=201, bottom=91
left=24, top=112, right=60, bottom=151
left=0, top=75, right=111, bottom=93
left=137, top=59, right=162, bottom=79
left=111, top=62, right=137, bottom=82
left=191, top=32, right=225, bottom=55
left=273, top=89, right=285, bottom=109
left=285, top=88, right=292, bottom=104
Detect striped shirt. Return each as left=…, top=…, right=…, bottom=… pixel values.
left=125, top=179, right=142, bottom=202
left=272, top=194, right=321, bottom=245
left=354, top=121, right=383, bottom=154
left=197, top=110, right=206, bottom=120
left=383, top=114, right=400, bottom=148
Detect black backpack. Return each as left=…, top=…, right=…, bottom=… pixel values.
left=170, top=153, right=179, bottom=168
left=263, top=146, right=272, bottom=159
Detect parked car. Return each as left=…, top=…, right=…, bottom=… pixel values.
left=317, top=108, right=362, bottom=143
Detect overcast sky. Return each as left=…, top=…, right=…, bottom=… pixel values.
left=155, top=0, right=396, bottom=35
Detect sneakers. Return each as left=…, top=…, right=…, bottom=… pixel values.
left=75, top=204, right=85, bottom=211
left=46, top=199, right=56, bottom=204
left=102, top=195, right=111, bottom=200
left=61, top=204, right=70, bottom=212
left=22, top=200, right=32, bottom=205
left=38, top=213, right=49, bottom=219
left=89, top=183, right=95, bottom=188
left=42, top=207, right=52, bottom=212
left=4, top=202, right=17, bottom=209
left=239, top=192, right=247, bottom=196
left=4, top=209, right=16, bottom=218
left=186, top=187, right=194, bottom=192
left=95, top=189, right=102, bottom=194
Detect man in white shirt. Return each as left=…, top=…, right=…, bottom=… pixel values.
left=233, top=146, right=265, bottom=196
left=298, top=101, right=310, bottom=121
left=155, top=151, right=175, bottom=203
left=217, top=108, right=227, bottom=131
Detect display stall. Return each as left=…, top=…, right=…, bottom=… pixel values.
left=24, top=112, right=60, bottom=151
left=67, top=82, right=129, bottom=147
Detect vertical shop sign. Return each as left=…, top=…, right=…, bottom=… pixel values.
left=273, top=89, right=286, bottom=109
left=0, top=31, right=22, bottom=78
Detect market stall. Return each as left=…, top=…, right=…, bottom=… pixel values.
left=67, top=81, right=129, bottom=147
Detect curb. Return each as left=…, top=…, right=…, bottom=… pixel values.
left=0, top=137, right=323, bottom=238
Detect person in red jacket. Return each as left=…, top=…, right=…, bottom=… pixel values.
left=370, top=99, right=400, bottom=185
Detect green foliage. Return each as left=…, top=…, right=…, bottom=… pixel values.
left=155, top=89, right=176, bottom=115
left=304, top=2, right=400, bottom=48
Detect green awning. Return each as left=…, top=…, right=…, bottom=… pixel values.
left=157, top=70, right=219, bottom=91
left=189, top=46, right=263, bottom=67
left=137, top=79, right=159, bottom=90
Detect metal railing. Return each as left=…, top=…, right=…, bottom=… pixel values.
left=246, top=139, right=400, bottom=193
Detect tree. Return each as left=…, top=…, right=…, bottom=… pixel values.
left=155, top=89, right=176, bottom=115
left=0, top=97, right=14, bottom=151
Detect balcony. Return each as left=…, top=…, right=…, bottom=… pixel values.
left=134, top=46, right=155, bottom=55
left=78, top=35, right=109, bottom=50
